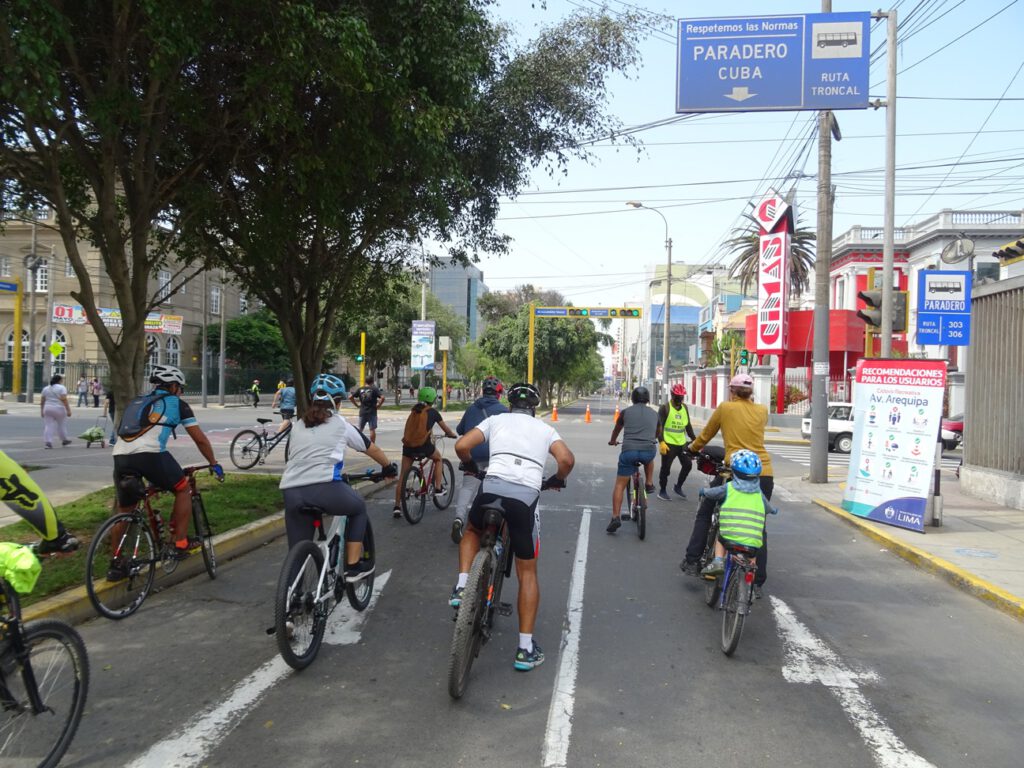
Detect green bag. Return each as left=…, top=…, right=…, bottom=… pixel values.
left=78, top=426, right=105, bottom=442
left=0, top=542, right=42, bottom=594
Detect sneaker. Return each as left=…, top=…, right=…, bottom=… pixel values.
left=171, top=536, right=202, bottom=560
left=679, top=559, right=700, bottom=576
left=106, top=560, right=127, bottom=582
left=701, top=557, right=724, bottom=577
left=38, top=531, right=80, bottom=555
left=343, top=559, right=375, bottom=583
left=672, top=484, right=687, bottom=499
left=657, top=489, right=670, bottom=501
left=644, top=483, right=656, bottom=494
left=449, top=585, right=465, bottom=608
left=61, top=439, right=73, bottom=446
left=450, top=518, right=464, bottom=544
left=753, top=585, right=764, bottom=600
left=393, top=506, right=402, bottom=519
left=433, top=482, right=447, bottom=498
left=514, top=642, right=545, bottom=671
left=620, top=511, right=631, bottom=521
left=606, top=517, right=622, bottom=533
left=44, top=443, right=52, bottom=449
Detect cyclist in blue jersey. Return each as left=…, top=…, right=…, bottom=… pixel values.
left=112, top=365, right=224, bottom=564
left=271, top=378, right=297, bottom=435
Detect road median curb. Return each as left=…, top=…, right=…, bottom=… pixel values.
left=23, top=477, right=396, bottom=626
left=812, top=497, right=1024, bottom=623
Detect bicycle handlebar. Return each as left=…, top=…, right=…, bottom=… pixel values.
left=182, top=464, right=225, bottom=482
left=342, top=463, right=398, bottom=485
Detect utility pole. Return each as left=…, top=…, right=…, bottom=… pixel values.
left=218, top=269, right=226, bottom=406
left=43, top=246, right=55, bottom=384
left=201, top=270, right=208, bottom=407
left=810, top=0, right=834, bottom=484
left=24, top=221, right=40, bottom=402
left=878, top=9, right=897, bottom=356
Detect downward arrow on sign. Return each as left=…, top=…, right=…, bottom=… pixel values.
left=725, top=86, right=757, bottom=102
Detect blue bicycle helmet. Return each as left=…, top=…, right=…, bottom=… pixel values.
left=730, top=449, right=762, bottom=479
left=310, top=373, right=346, bottom=402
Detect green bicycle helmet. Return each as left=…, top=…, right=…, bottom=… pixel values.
left=417, top=386, right=437, bottom=405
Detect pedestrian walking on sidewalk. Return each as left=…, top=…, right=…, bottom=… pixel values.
left=75, top=375, right=88, bottom=407
left=40, top=374, right=73, bottom=448
left=91, top=378, right=103, bottom=407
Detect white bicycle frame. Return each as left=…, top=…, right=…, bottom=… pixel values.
left=286, top=514, right=346, bottom=610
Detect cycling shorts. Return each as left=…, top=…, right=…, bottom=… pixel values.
left=617, top=448, right=656, bottom=477
left=280, top=409, right=295, bottom=420
left=468, top=492, right=540, bottom=561
left=282, top=480, right=367, bottom=550
left=113, top=452, right=187, bottom=505
left=402, top=441, right=435, bottom=460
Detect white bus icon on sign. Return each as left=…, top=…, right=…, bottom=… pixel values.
left=926, top=280, right=963, bottom=296
left=817, top=32, right=857, bottom=48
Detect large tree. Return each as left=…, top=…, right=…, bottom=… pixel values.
left=478, top=284, right=567, bottom=325
left=724, top=210, right=817, bottom=300
left=0, top=1, right=293, bottom=410
left=179, top=2, right=652, bottom=409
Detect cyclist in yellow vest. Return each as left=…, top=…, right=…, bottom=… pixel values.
left=0, top=449, right=80, bottom=554
left=655, top=383, right=696, bottom=501
left=699, top=450, right=777, bottom=577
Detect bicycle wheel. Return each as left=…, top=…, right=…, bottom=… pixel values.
left=274, top=540, right=326, bottom=671
left=635, top=484, right=647, bottom=541
left=400, top=465, right=427, bottom=524
left=229, top=429, right=263, bottom=470
left=485, top=531, right=511, bottom=628
left=85, top=513, right=156, bottom=620
left=346, top=520, right=376, bottom=611
left=721, top=568, right=746, bottom=656
left=284, top=433, right=291, bottom=462
left=701, top=517, right=721, bottom=607
left=447, top=548, right=493, bottom=699
left=432, top=459, right=456, bottom=510
left=192, top=494, right=217, bottom=579
left=0, top=619, right=90, bottom=768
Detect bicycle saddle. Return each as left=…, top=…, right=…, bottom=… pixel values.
left=257, top=418, right=273, bottom=425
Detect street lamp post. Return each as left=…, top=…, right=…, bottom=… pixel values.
left=627, top=201, right=672, bottom=403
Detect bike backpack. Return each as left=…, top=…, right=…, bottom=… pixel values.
left=117, top=390, right=173, bottom=442
left=360, top=387, right=377, bottom=409
left=402, top=405, right=430, bottom=447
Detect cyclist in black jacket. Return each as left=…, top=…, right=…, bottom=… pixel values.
left=450, top=378, right=508, bottom=543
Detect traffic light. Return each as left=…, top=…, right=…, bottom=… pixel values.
left=610, top=308, right=641, bottom=318
left=738, top=348, right=750, bottom=366
left=856, top=290, right=883, bottom=327
left=722, top=346, right=732, bottom=369
left=354, top=353, right=365, bottom=363
left=568, top=308, right=589, bottom=317
left=893, top=291, right=908, bottom=333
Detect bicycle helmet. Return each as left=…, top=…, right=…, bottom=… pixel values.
left=631, top=386, right=650, bottom=404
left=481, top=377, right=500, bottom=396
left=309, top=373, right=346, bottom=402
left=671, top=383, right=686, bottom=397
left=507, top=382, right=540, bottom=410
left=417, top=386, right=437, bottom=404
left=150, top=364, right=186, bottom=386
left=730, top=449, right=762, bottom=479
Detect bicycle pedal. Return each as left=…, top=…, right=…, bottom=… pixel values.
left=498, top=602, right=513, bottom=616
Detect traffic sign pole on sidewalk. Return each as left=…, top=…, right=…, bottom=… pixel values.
left=0, top=278, right=23, bottom=398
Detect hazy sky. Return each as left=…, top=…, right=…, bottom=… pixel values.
left=475, top=0, right=1024, bottom=309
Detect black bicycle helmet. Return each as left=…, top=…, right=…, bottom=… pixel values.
left=507, top=382, right=541, bottom=410
left=481, top=377, right=500, bottom=396
left=631, top=386, right=650, bottom=404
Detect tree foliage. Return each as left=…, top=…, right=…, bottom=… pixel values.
left=724, top=211, right=817, bottom=300
left=204, top=309, right=291, bottom=371
left=478, top=284, right=568, bottom=324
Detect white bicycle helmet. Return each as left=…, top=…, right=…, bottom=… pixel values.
left=150, top=364, right=186, bottom=386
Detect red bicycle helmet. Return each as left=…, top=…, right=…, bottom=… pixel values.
left=671, top=383, right=686, bottom=397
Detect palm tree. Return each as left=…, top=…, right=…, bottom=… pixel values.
left=723, top=211, right=816, bottom=300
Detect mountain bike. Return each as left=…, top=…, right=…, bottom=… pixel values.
left=625, top=459, right=648, bottom=540
left=273, top=465, right=396, bottom=671
left=85, top=464, right=221, bottom=620
left=399, top=435, right=455, bottom=524
left=0, top=563, right=89, bottom=767
left=447, top=476, right=563, bottom=699
left=717, top=543, right=758, bottom=656
left=230, top=417, right=292, bottom=469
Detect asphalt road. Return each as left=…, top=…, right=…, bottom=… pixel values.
left=6, top=397, right=1023, bottom=767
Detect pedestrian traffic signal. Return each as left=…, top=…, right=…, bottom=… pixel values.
left=568, top=308, right=589, bottom=317
left=354, top=354, right=365, bottom=363
left=738, top=348, right=750, bottom=366
left=856, top=290, right=883, bottom=327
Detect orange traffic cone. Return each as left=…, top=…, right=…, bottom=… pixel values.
left=613, top=404, right=620, bottom=422
left=584, top=404, right=592, bottom=423
left=551, top=404, right=559, bottom=422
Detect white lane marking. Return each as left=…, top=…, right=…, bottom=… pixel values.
left=127, top=570, right=391, bottom=768
left=771, top=597, right=936, bottom=768
left=542, top=509, right=591, bottom=768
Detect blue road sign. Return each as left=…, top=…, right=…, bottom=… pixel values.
left=534, top=307, right=568, bottom=317
left=916, top=270, right=972, bottom=346
left=676, top=12, right=871, bottom=113
left=0, top=280, right=19, bottom=292
left=588, top=308, right=610, bottom=318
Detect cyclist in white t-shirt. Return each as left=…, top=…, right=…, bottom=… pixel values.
left=451, top=382, right=574, bottom=671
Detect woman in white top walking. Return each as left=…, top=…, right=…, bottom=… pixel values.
left=40, top=374, right=73, bottom=448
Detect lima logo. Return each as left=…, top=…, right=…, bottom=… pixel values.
left=884, top=506, right=896, bottom=520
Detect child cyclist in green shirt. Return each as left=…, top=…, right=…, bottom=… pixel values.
left=700, top=449, right=777, bottom=577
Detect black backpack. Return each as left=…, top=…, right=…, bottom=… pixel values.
left=117, top=391, right=173, bottom=442
left=360, top=387, right=377, bottom=409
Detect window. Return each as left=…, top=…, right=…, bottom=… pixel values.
left=0, top=256, right=10, bottom=276
left=239, top=294, right=248, bottom=315
left=157, top=270, right=171, bottom=301
left=34, top=260, right=48, bottom=293
left=5, top=329, right=28, bottom=361
left=144, top=335, right=161, bottom=379
left=165, top=336, right=180, bottom=367
left=64, top=258, right=75, bottom=278
left=210, top=285, right=221, bottom=315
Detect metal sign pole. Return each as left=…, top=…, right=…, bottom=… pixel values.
left=878, top=9, right=897, bottom=356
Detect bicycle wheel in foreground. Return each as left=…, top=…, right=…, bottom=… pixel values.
left=0, top=619, right=90, bottom=768
left=192, top=494, right=217, bottom=579
left=720, top=568, right=746, bottom=656
left=85, top=513, right=156, bottom=620
left=275, top=540, right=326, bottom=671
left=229, top=429, right=263, bottom=470
left=701, top=521, right=721, bottom=607
left=447, top=548, right=493, bottom=699
left=346, top=520, right=375, bottom=611
left=400, top=466, right=426, bottom=524
left=432, top=459, right=456, bottom=510
left=635, top=485, right=647, bottom=541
